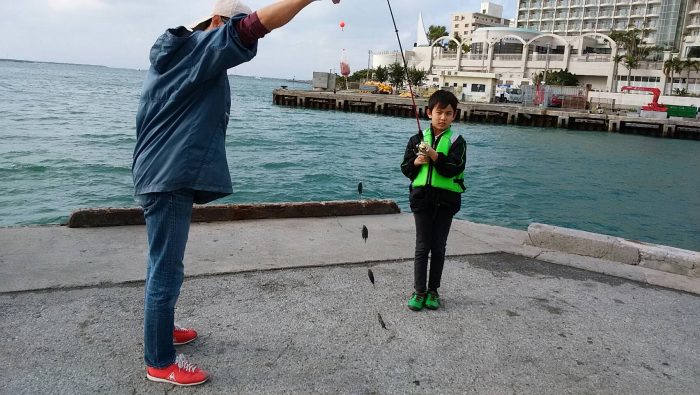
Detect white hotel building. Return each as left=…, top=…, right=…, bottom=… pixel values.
left=372, top=1, right=700, bottom=101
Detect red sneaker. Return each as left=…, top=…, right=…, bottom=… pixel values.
left=146, top=354, right=209, bottom=386
left=173, top=325, right=198, bottom=345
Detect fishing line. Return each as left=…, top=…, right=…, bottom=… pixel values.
left=385, top=0, right=422, bottom=135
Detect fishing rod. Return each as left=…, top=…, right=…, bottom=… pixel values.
left=385, top=0, right=422, bottom=135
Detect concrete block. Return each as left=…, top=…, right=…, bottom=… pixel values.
left=67, top=200, right=401, bottom=228
left=622, top=241, right=700, bottom=278
left=526, top=223, right=640, bottom=265
left=527, top=223, right=700, bottom=279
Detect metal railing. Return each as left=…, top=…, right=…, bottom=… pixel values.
left=572, top=54, right=611, bottom=62
left=529, top=54, right=565, bottom=61
left=493, top=54, right=524, bottom=61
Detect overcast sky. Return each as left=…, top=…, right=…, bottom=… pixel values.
left=0, top=0, right=516, bottom=79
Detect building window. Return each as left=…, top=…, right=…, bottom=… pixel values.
left=463, top=83, right=468, bottom=87
left=471, top=84, right=486, bottom=92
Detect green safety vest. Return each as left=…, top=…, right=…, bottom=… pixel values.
left=412, top=127, right=465, bottom=193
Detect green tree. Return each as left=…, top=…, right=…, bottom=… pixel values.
left=374, top=65, right=388, bottom=83
left=427, top=25, right=448, bottom=48
left=532, top=69, right=579, bottom=86
left=682, top=59, right=700, bottom=92
left=347, top=69, right=370, bottom=82
left=663, top=57, right=684, bottom=95
left=447, top=32, right=472, bottom=53
left=388, top=62, right=405, bottom=89
left=406, top=67, right=427, bottom=87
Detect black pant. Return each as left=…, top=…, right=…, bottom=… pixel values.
left=413, top=207, right=454, bottom=294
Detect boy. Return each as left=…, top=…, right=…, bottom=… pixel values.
left=400, top=90, right=467, bottom=311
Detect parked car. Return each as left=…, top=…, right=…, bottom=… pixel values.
left=549, top=94, right=565, bottom=107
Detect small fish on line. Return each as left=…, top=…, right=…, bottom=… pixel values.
left=357, top=182, right=363, bottom=197
left=361, top=225, right=368, bottom=242
left=377, top=312, right=387, bottom=329
left=367, top=268, right=375, bottom=285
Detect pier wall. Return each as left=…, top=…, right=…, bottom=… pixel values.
left=272, top=89, right=700, bottom=140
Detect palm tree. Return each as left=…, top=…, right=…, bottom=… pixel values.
left=612, top=54, right=625, bottom=91
left=610, top=27, right=653, bottom=90
left=682, top=59, right=700, bottom=92
left=623, top=54, right=640, bottom=85
left=663, top=57, right=684, bottom=95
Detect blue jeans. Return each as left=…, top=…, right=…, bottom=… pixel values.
left=135, top=189, right=194, bottom=368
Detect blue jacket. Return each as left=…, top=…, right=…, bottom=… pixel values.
left=133, top=14, right=257, bottom=204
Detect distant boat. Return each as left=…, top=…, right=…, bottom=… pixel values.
left=254, top=76, right=262, bottom=80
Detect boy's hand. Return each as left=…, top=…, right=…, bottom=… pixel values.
left=414, top=154, right=430, bottom=166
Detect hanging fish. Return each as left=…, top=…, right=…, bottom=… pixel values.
left=361, top=225, right=368, bottom=242
left=357, top=181, right=363, bottom=198
left=377, top=312, right=387, bottom=329
left=367, top=268, right=375, bottom=285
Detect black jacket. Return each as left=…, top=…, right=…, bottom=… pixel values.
left=400, top=131, right=467, bottom=215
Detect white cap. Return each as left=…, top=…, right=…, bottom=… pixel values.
left=188, top=0, right=252, bottom=31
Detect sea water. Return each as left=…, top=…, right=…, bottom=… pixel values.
left=1, top=60, right=699, bottom=251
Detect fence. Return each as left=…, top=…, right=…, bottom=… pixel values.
left=521, top=85, right=589, bottom=110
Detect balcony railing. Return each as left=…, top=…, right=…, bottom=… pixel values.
left=493, top=54, right=524, bottom=61
left=528, top=54, right=565, bottom=61
left=573, top=54, right=610, bottom=62
left=462, top=54, right=487, bottom=61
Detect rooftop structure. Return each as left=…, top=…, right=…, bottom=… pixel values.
left=514, top=0, right=700, bottom=54
left=450, top=1, right=512, bottom=46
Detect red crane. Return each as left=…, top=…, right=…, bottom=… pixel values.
left=620, top=86, right=667, bottom=112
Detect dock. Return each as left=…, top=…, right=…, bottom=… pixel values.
left=1, top=201, right=699, bottom=393
left=272, top=89, right=700, bottom=140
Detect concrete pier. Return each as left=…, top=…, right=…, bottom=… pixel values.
left=1, top=202, right=698, bottom=393
left=273, top=89, right=700, bottom=140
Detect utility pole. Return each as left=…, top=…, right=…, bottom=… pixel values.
left=543, top=42, right=551, bottom=85
left=367, top=50, right=373, bottom=81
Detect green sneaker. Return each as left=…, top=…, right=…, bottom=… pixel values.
left=407, top=292, right=426, bottom=311
left=425, top=290, right=440, bottom=310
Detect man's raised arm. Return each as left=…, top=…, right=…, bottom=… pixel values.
left=257, top=0, right=339, bottom=32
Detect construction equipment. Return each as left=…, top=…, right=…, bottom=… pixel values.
left=620, top=86, right=667, bottom=112
left=359, top=81, right=392, bottom=94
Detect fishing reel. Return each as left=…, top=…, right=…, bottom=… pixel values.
left=416, top=141, right=430, bottom=156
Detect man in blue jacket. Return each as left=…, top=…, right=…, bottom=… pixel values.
left=133, top=0, right=340, bottom=386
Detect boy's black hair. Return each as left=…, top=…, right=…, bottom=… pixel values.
left=427, top=89, right=458, bottom=112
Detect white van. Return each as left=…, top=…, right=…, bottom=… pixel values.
left=503, top=87, right=523, bottom=103
left=495, top=86, right=523, bottom=103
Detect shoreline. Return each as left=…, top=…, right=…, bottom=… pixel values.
left=272, top=89, right=700, bottom=140
left=1, top=200, right=697, bottom=295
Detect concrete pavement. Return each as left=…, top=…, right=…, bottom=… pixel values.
left=1, top=212, right=699, bottom=393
